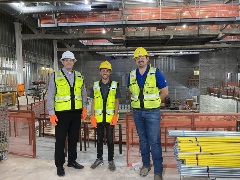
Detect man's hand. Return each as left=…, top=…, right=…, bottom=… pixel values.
left=82, top=108, right=87, bottom=121
left=90, top=116, right=97, bottom=128
left=50, top=114, right=58, bottom=126
left=110, top=115, right=118, bottom=126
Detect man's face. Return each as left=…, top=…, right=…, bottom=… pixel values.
left=135, top=56, right=149, bottom=68
left=61, top=58, right=75, bottom=70
left=100, top=68, right=111, bottom=80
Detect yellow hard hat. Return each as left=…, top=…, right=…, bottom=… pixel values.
left=133, top=47, right=149, bottom=59
left=99, top=60, right=112, bottom=71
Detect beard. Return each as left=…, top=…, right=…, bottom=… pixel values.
left=138, top=61, right=145, bottom=66
left=102, top=74, right=109, bottom=80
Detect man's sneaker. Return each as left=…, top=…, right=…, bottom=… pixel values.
left=154, top=174, right=163, bottom=180
left=67, top=161, right=84, bottom=169
left=91, top=158, right=104, bottom=169
left=140, top=166, right=151, bottom=177
left=108, top=161, right=116, bottom=171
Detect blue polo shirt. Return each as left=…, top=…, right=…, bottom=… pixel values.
left=127, top=65, right=168, bottom=89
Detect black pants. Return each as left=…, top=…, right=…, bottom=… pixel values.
left=97, top=122, right=114, bottom=161
left=55, top=110, right=82, bottom=167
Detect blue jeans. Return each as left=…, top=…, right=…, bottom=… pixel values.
left=132, top=108, right=163, bottom=175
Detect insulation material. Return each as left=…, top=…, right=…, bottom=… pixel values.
left=0, top=104, right=8, bottom=161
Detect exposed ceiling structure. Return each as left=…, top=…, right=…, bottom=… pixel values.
left=0, top=0, right=239, bottom=56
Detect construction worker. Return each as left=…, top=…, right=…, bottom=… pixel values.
left=127, top=47, right=168, bottom=180
left=90, top=60, right=121, bottom=171
left=46, top=51, right=87, bottom=177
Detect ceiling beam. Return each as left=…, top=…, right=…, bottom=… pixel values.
left=55, top=18, right=239, bottom=28
left=22, top=32, right=122, bottom=40
left=21, top=27, right=240, bottom=40
left=57, top=44, right=240, bottom=52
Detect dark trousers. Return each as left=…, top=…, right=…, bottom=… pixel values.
left=55, top=110, right=82, bottom=167
left=97, top=122, right=114, bottom=161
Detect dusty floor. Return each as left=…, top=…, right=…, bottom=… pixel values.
left=0, top=96, right=238, bottom=180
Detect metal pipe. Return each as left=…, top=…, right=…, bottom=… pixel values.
left=0, top=4, right=37, bottom=28
left=169, top=130, right=240, bottom=137
left=170, top=130, right=240, bottom=178
left=20, top=4, right=120, bottom=14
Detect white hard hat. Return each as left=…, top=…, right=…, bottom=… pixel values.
left=60, top=51, right=76, bottom=61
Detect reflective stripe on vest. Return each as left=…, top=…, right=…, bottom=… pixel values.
left=93, top=81, right=117, bottom=123
left=129, top=67, right=161, bottom=109
left=94, top=109, right=115, bottom=114
left=55, top=96, right=71, bottom=100
left=54, top=70, right=83, bottom=111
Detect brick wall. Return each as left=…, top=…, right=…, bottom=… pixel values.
left=71, top=52, right=200, bottom=104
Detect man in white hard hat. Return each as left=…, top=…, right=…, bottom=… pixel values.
left=46, top=51, right=87, bottom=176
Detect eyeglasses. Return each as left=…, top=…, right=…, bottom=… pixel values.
left=62, top=59, right=74, bottom=62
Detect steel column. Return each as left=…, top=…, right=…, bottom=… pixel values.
left=53, top=40, right=58, bottom=71
left=14, top=22, right=23, bottom=84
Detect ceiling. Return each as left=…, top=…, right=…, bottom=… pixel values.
left=0, top=0, right=239, bottom=57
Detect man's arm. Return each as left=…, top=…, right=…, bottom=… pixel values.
left=114, top=82, right=121, bottom=115
left=46, top=74, right=56, bottom=115
left=114, top=99, right=119, bottom=116
left=91, top=99, right=95, bottom=116
left=160, top=86, right=169, bottom=101
left=82, top=83, right=87, bottom=108
left=126, top=74, right=131, bottom=104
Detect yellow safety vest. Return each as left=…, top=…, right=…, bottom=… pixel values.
left=129, top=67, right=161, bottom=109
left=93, top=81, right=118, bottom=123
left=54, top=70, right=83, bottom=111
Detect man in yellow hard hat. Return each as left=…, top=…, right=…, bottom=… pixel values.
left=46, top=51, right=87, bottom=176
left=90, top=60, right=121, bottom=171
left=128, top=47, right=168, bottom=180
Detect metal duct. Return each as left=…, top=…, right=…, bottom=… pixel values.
left=20, top=4, right=120, bottom=14
left=0, top=4, right=38, bottom=27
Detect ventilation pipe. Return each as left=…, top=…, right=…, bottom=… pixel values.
left=20, top=4, right=120, bottom=14
left=0, top=4, right=38, bottom=27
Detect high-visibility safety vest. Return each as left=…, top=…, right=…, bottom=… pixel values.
left=54, top=70, right=83, bottom=111
left=93, top=81, right=118, bottom=123
left=129, top=67, right=161, bottom=109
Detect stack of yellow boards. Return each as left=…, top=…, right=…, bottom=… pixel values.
left=169, top=130, right=240, bottom=178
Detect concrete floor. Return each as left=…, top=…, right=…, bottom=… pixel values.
left=1, top=134, right=235, bottom=180
left=0, top=96, right=237, bottom=180
left=0, top=137, right=189, bottom=180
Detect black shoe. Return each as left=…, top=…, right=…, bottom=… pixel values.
left=57, top=166, right=65, bottom=177
left=91, top=158, right=104, bottom=169
left=108, top=161, right=116, bottom=172
left=67, top=161, right=84, bottom=169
